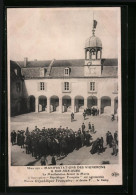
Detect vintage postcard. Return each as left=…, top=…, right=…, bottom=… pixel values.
left=7, top=7, right=122, bottom=186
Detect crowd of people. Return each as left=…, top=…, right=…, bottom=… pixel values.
left=90, top=130, right=118, bottom=156
left=11, top=123, right=96, bottom=159
left=71, top=107, right=99, bottom=122
left=84, top=107, right=99, bottom=116
left=11, top=122, right=118, bottom=159
left=11, top=121, right=118, bottom=165
left=106, top=130, right=118, bottom=156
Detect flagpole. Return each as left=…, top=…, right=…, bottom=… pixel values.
left=92, top=11, right=95, bottom=36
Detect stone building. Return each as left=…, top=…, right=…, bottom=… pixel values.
left=10, top=61, right=27, bottom=116
left=10, top=24, right=118, bottom=116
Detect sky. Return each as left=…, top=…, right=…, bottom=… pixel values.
left=7, top=7, right=120, bottom=61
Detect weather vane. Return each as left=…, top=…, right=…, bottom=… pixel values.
left=92, top=12, right=97, bottom=36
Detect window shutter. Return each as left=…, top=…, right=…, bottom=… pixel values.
left=61, top=82, right=64, bottom=92
left=87, top=82, right=90, bottom=92
left=95, top=82, right=97, bottom=92
left=37, top=82, right=40, bottom=91
left=44, top=82, right=46, bottom=91
left=69, top=82, right=72, bottom=92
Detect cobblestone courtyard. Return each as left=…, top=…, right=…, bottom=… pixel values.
left=10, top=112, right=118, bottom=166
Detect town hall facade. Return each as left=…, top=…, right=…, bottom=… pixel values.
left=10, top=23, right=118, bottom=117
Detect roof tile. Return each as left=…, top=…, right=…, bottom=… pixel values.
left=13, top=58, right=118, bottom=78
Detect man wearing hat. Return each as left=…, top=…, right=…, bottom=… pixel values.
left=106, top=131, right=110, bottom=145
left=88, top=122, right=91, bottom=132
left=114, top=131, right=118, bottom=145
left=85, top=130, right=91, bottom=146
left=71, top=112, right=74, bottom=122
left=82, top=123, right=86, bottom=135
left=91, top=124, right=95, bottom=133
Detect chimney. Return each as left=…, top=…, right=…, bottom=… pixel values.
left=24, top=57, right=28, bottom=67
left=46, top=59, right=55, bottom=76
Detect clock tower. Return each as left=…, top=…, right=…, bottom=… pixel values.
left=84, top=20, right=102, bottom=76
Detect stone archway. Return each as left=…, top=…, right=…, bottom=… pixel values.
left=101, top=96, right=111, bottom=114
left=62, top=95, right=71, bottom=112
left=75, top=95, right=84, bottom=113
left=38, top=95, right=47, bottom=112
left=50, top=95, right=59, bottom=112
left=87, top=96, right=97, bottom=108
left=28, top=95, right=35, bottom=112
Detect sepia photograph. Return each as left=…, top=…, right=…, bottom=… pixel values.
left=7, top=7, right=122, bottom=186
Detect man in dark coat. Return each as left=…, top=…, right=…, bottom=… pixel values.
left=51, top=156, right=56, bottom=165
left=71, top=112, right=74, bottom=122
left=11, top=131, right=14, bottom=145
left=20, top=132, right=25, bottom=148
left=17, top=131, right=21, bottom=145
left=85, top=131, right=91, bottom=146
left=82, top=123, right=86, bottom=135
left=112, top=139, right=117, bottom=156
left=91, top=124, right=95, bottom=133
left=106, top=131, right=110, bottom=145
left=90, top=139, right=99, bottom=154
left=75, top=132, right=81, bottom=150
left=83, top=112, right=86, bottom=120
left=25, top=135, right=31, bottom=154
left=41, top=155, right=48, bottom=166
left=11, top=130, right=16, bottom=145
left=100, top=137, right=104, bottom=152
left=109, top=133, right=113, bottom=148
left=80, top=132, right=85, bottom=147
left=88, top=122, right=91, bottom=131
left=114, top=131, right=118, bottom=145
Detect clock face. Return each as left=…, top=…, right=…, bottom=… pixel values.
left=87, top=62, right=92, bottom=66
left=89, top=67, right=96, bottom=74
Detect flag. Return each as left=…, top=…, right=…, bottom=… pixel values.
left=93, top=20, right=97, bottom=29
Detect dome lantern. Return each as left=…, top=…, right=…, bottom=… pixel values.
left=85, top=19, right=102, bottom=61
left=84, top=19, right=102, bottom=77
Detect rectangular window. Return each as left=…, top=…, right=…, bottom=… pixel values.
left=40, top=82, right=45, bottom=90
left=64, top=68, right=69, bottom=76
left=90, top=82, right=95, bottom=91
left=64, top=82, right=69, bottom=91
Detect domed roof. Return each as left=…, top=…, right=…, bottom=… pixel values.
left=85, top=35, right=102, bottom=48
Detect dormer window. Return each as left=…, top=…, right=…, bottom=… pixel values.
left=64, top=68, right=70, bottom=76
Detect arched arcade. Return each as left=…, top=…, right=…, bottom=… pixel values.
left=62, top=95, right=71, bottom=112
left=75, top=96, right=84, bottom=113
